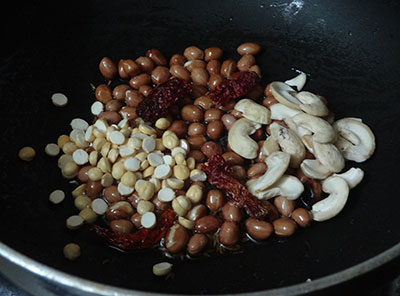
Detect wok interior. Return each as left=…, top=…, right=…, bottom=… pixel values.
left=0, top=0, right=399, bottom=294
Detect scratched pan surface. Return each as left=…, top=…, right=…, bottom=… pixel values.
left=0, top=0, right=400, bottom=294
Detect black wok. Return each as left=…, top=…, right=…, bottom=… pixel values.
left=0, top=0, right=400, bottom=295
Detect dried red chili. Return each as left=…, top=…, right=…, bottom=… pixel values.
left=201, top=154, right=275, bottom=219
left=136, top=78, right=192, bottom=123
left=206, top=71, right=259, bottom=107
left=91, top=208, right=176, bottom=250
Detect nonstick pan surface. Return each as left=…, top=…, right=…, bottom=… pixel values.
left=0, top=0, right=399, bottom=295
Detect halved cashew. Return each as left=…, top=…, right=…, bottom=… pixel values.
left=270, top=82, right=301, bottom=110
left=297, top=126, right=312, bottom=138
left=270, top=103, right=303, bottom=140
left=311, top=176, right=349, bottom=221
left=287, top=121, right=313, bottom=154
left=284, top=117, right=302, bottom=135
left=323, top=111, right=335, bottom=124
left=292, top=113, right=336, bottom=143
left=247, top=175, right=304, bottom=200
left=294, top=91, right=329, bottom=117
left=271, top=175, right=304, bottom=200
left=270, top=103, right=302, bottom=121
left=300, top=159, right=331, bottom=180
left=247, top=151, right=290, bottom=193
left=270, top=81, right=329, bottom=117
left=247, top=178, right=279, bottom=200
left=301, top=134, right=314, bottom=154
left=262, top=136, right=280, bottom=156
left=269, top=105, right=313, bottom=153
left=333, top=167, right=364, bottom=189
left=333, top=118, right=376, bottom=163
left=234, top=99, right=271, bottom=124
left=284, top=72, right=307, bottom=91
left=312, top=140, right=345, bottom=173
left=270, top=122, right=305, bottom=168
left=228, top=118, right=261, bottom=159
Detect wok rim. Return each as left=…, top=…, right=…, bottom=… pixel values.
left=0, top=240, right=399, bottom=295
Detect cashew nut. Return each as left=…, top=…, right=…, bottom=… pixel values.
left=271, top=175, right=304, bottom=200
left=292, top=113, right=336, bottom=144
left=234, top=99, right=271, bottom=124
left=323, top=111, right=335, bottom=124
left=270, top=104, right=304, bottom=140
left=333, top=167, right=364, bottom=189
left=247, top=180, right=280, bottom=200
left=301, top=134, right=314, bottom=154
left=246, top=151, right=290, bottom=193
left=228, top=118, right=261, bottom=159
left=284, top=72, right=307, bottom=91
left=294, top=91, right=329, bottom=117
left=270, top=122, right=305, bottom=168
left=312, top=139, right=345, bottom=173
left=270, top=103, right=302, bottom=121
left=333, top=118, right=376, bottom=163
left=247, top=175, right=304, bottom=200
left=269, top=105, right=315, bottom=154
left=262, top=136, right=280, bottom=156
left=300, top=159, right=332, bottom=180
left=311, top=176, right=349, bottom=222
left=270, top=81, right=329, bottom=117
left=270, top=82, right=301, bottom=110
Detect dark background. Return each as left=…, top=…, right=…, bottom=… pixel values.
left=0, top=0, right=399, bottom=295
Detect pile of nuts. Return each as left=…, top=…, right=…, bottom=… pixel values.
left=49, top=42, right=375, bottom=267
